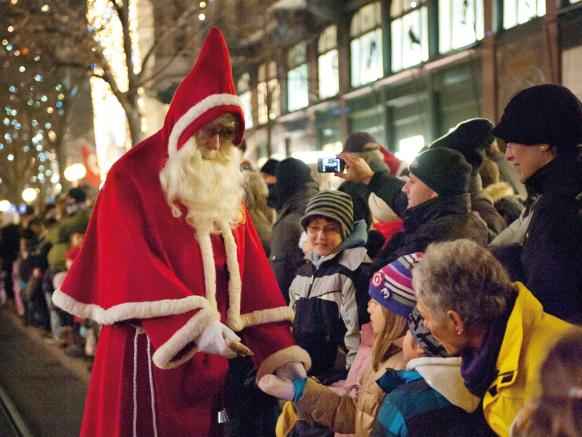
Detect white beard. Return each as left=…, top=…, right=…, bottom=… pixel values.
left=160, top=137, right=243, bottom=235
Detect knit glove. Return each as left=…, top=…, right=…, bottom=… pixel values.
left=258, top=375, right=307, bottom=402
left=195, top=320, right=240, bottom=359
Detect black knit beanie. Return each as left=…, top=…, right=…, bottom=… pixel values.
left=430, top=118, right=494, bottom=171
left=492, top=84, right=582, bottom=151
left=408, top=148, right=471, bottom=196
left=267, top=158, right=314, bottom=210
left=260, top=158, right=279, bottom=176
left=300, top=190, right=354, bottom=239
left=343, top=132, right=380, bottom=153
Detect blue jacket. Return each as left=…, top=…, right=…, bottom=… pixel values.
left=373, top=357, right=487, bottom=437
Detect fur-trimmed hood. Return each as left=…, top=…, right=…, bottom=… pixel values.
left=483, top=181, right=515, bottom=203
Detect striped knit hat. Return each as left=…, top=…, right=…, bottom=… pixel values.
left=300, top=190, right=354, bottom=239
left=408, top=307, right=448, bottom=357
left=368, top=253, right=423, bottom=317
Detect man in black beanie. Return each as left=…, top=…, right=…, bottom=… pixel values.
left=490, top=84, right=582, bottom=323
left=429, top=118, right=509, bottom=240
left=339, top=148, right=488, bottom=270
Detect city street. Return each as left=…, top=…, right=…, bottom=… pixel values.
left=0, top=306, right=88, bottom=437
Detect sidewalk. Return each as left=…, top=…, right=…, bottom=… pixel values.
left=0, top=303, right=88, bottom=436
left=0, top=304, right=91, bottom=386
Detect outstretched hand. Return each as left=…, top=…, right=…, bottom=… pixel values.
left=258, top=374, right=296, bottom=401
left=335, top=153, right=374, bottom=185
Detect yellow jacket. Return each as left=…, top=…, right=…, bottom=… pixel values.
left=482, top=282, right=572, bottom=436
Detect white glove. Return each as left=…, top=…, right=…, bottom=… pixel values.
left=275, top=362, right=307, bottom=381
left=258, top=374, right=296, bottom=401
left=195, top=321, right=240, bottom=359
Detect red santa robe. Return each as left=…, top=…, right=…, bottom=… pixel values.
left=53, top=28, right=309, bottom=437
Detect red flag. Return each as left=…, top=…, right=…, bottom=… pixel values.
left=82, top=143, right=101, bottom=188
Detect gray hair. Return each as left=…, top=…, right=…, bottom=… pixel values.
left=413, top=239, right=516, bottom=330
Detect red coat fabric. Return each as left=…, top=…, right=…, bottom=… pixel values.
left=53, top=28, right=307, bottom=437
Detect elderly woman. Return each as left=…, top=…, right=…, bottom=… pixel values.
left=413, top=239, right=572, bottom=437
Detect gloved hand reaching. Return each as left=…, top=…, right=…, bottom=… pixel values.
left=195, top=320, right=242, bottom=359
left=275, top=361, right=307, bottom=381
left=258, top=374, right=296, bottom=401
left=258, top=362, right=308, bottom=402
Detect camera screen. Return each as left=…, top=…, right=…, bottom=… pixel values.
left=318, top=158, right=344, bottom=173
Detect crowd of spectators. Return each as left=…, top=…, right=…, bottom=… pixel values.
left=1, top=83, right=581, bottom=437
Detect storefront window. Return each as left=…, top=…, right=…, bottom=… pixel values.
left=287, top=43, right=309, bottom=112
left=396, top=134, right=424, bottom=163
left=503, top=0, right=545, bottom=29
left=237, top=73, right=253, bottom=129
left=318, top=26, right=339, bottom=99
left=257, top=62, right=281, bottom=125
left=350, top=2, right=383, bottom=87
left=439, top=0, right=484, bottom=53
left=391, top=0, right=429, bottom=72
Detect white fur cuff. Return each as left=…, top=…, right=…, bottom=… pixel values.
left=52, top=289, right=212, bottom=325
left=256, top=345, right=312, bottom=383
left=152, top=308, right=220, bottom=369
left=228, top=306, right=295, bottom=332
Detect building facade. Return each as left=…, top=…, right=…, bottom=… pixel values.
left=216, top=0, right=582, bottom=164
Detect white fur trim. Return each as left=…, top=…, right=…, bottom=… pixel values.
left=52, top=288, right=211, bottom=325
left=152, top=307, right=220, bottom=369
left=256, top=345, right=312, bottom=382
left=237, top=306, right=295, bottom=331
left=168, top=93, right=243, bottom=157
left=221, top=222, right=244, bottom=331
left=196, top=231, right=218, bottom=311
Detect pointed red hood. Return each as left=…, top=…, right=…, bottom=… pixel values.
left=163, top=27, right=245, bottom=158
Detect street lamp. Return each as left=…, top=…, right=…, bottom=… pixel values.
left=22, top=188, right=38, bottom=203
left=0, top=200, right=11, bottom=212
left=64, top=163, right=87, bottom=182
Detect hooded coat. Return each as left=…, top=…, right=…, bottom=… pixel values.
left=52, top=28, right=309, bottom=437
left=269, top=158, right=319, bottom=302
left=372, top=357, right=485, bottom=437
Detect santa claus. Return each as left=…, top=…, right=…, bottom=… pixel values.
left=53, top=28, right=310, bottom=437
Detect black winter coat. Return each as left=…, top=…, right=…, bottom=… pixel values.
left=367, top=172, right=489, bottom=271
left=493, top=152, right=582, bottom=323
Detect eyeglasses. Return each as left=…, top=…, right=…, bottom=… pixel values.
left=195, top=124, right=238, bottom=142
left=307, top=224, right=341, bottom=236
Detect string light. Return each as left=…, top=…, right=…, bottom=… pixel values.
left=198, top=13, right=206, bottom=21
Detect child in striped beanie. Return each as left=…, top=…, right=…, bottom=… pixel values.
left=290, top=190, right=370, bottom=382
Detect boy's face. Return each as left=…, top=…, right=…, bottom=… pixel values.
left=306, top=216, right=343, bottom=257
left=402, top=330, right=424, bottom=364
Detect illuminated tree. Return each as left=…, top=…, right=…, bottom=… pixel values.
left=9, top=0, right=210, bottom=145
left=0, top=35, right=66, bottom=203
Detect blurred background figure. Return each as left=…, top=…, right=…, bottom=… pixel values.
left=512, top=328, right=582, bottom=437
left=338, top=132, right=390, bottom=227
left=429, top=118, right=508, bottom=240
left=242, top=170, right=275, bottom=256
left=268, top=157, right=319, bottom=303
left=479, top=157, right=524, bottom=225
